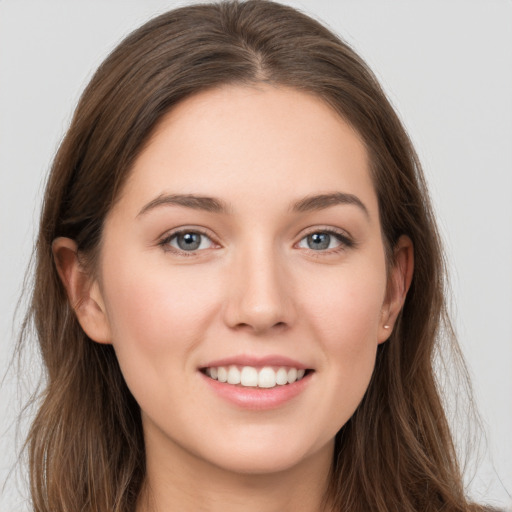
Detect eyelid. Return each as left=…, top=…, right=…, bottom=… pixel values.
left=295, top=226, right=355, bottom=253
left=158, top=226, right=220, bottom=256
left=156, top=225, right=355, bottom=257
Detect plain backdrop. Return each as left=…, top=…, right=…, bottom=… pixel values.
left=1, top=1, right=511, bottom=510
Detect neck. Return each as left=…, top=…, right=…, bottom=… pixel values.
left=137, top=429, right=334, bottom=512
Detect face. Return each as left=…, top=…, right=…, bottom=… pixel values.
left=90, top=85, right=397, bottom=476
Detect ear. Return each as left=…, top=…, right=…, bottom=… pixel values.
left=52, top=237, right=112, bottom=344
left=378, top=235, right=414, bottom=343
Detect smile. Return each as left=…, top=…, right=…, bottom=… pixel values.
left=203, top=365, right=308, bottom=388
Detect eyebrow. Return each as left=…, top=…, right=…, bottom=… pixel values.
left=291, top=192, right=369, bottom=217
left=137, top=191, right=369, bottom=218
left=137, top=194, right=230, bottom=217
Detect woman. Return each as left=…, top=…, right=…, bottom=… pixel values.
left=13, top=1, right=503, bottom=511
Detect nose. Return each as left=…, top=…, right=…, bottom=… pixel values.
left=223, top=241, right=295, bottom=335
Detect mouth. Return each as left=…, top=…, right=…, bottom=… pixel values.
left=200, top=365, right=313, bottom=389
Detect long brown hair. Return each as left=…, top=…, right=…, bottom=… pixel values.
left=19, top=1, right=491, bottom=510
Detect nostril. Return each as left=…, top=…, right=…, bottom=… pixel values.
left=231, top=320, right=288, bottom=334
left=222, top=287, right=295, bottom=333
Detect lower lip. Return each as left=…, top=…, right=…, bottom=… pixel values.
left=200, top=372, right=313, bottom=410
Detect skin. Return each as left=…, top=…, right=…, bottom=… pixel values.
left=54, top=84, right=413, bottom=512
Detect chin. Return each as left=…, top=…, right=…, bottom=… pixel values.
left=200, top=432, right=333, bottom=476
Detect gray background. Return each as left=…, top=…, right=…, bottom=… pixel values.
left=1, top=0, right=511, bottom=510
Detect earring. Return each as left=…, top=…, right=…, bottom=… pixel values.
left=384, top=325, right=390, bottom=329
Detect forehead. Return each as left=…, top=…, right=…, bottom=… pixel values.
left=118, top=84, right=378, bottom=219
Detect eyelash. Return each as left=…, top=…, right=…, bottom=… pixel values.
left=158, top=227, right=355, bottom=257
left=158, top=228, right=217, bottom=257
left=298, top=227, right=355, bottom=256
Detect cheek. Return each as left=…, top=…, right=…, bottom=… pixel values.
left=302, top=260, right=386, bottom=349
left=99, top=255, right=224, bottom=419
left=99, top=254, right=225, bottom=409
left=102, top=258, right=219, bottom=350
left=298, top=258, right=386, bottom=416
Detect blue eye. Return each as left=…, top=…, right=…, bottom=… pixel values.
left=297, top=230, right=349, bottom=251
left=165, top=231, right=214, bottom=252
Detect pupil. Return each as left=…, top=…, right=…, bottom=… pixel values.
left=178, top=232, right=201, bottom=250
left=308, top=233, right=330, bottom=250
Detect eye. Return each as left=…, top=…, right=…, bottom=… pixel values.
left=297, top=230, right=352, bottom=252
left=161, top=230, right=215, bottom=253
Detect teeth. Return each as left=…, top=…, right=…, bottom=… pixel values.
left=227, top=365, right=241, bottom=384
left=204, top=365, right=308, bottom=388
left=217, top=366, right=228, bottom=383
left=258, top=367, right=276, bottom=388
left=276, top=367, right=288, bottom=385
left=287, top=367, right=297, bottom=384
left=240, top=366, right=258, bottom=386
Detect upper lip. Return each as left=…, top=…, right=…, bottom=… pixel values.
left=200, top=354, right=310, bottom=369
